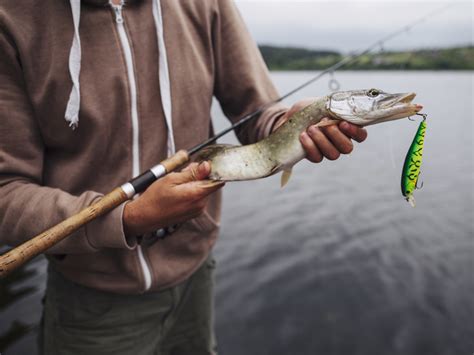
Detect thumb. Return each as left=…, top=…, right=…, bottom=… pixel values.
left=176, top=161, right=211, bottom=183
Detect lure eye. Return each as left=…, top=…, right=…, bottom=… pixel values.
left=367, top=89, right=380, bottom=97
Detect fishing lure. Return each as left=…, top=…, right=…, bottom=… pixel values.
left=401, top=114, right=427, bottom=207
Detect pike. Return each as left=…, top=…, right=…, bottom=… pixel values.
left=198, top=88, right=423, bottom=187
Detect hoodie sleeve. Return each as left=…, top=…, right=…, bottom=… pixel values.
left=0, top=29, right=135, bottom=255
left=212, top=0, right=288, bottom=145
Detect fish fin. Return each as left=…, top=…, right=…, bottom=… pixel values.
left=314, top=119, right=340, bottom=128
left=406, top=195, right=416, bottom=208
left=195, top=144, right=236, bottom=162
left=280, top=169, right=293, bottom=188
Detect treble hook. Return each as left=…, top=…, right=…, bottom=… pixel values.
left=416, top=113, right=428, bottom=122
left=415, top=172, right=424, bottom=190
left=409, top=113, right=427, bottom=122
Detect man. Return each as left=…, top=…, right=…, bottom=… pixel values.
left=0, top=0, right=367, bottom=354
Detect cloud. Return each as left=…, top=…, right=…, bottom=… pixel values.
left=234, top=1, right=473, bottom=51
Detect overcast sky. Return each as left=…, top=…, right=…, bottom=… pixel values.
left=235, top=0, right=473, bottom=52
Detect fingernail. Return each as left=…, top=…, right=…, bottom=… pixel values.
left=308, top=125, right=318, bottom=134
left=340, top=121, right=350, bottom=130
left=198, top=161, right=209, bottom=174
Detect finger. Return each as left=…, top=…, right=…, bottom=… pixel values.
left=174, top=161, right=211, bottom=183
left=322, top=122, right=354, bottom=154
left=300, top=131, right=323, bottom=163
left=178, top=179, right=225, bottom=201
left=307, top=125, right=340, bottom=161
left=195, top=180, right=225, bottom=195
left=181, top=162, right=195, bottom=172
left=339, top=121, right=368, bottom=143
left=196, top=161, right=212, bottom=179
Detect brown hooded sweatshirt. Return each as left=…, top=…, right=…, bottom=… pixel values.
left=0, top=0, right=287, bottom=293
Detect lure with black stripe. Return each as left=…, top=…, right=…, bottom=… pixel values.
left=401, top=117, right=427, bottom=207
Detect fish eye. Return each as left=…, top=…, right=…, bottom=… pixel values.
left=367, top=89, right=380, bottom=97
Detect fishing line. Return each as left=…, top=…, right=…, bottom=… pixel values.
left=189, top=3, right=454, bottom=155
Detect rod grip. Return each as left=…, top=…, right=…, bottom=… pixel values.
left=0, top=150, right=190, bottom=278
left=0, top=187, right=129, bottom=278
left=161, top=150, right=190, bottom=173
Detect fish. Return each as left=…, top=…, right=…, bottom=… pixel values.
left=401, top=116, right=427, bottom=207
left=198, top=88, right=423, bottom=187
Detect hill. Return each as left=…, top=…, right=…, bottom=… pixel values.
left=258, top=45, right=474, bottom=70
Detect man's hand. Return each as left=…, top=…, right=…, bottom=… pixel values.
left=123, top=162, right=223, bottom=237
left=275, top=98, right=368, bottom=163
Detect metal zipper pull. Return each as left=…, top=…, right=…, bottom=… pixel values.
left=111, top=2, right=124, bottom=24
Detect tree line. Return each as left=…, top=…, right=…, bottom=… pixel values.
left=258, top=45, right=474, bottom=70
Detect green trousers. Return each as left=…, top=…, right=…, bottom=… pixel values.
left=38, top=258, right=217, bottom=355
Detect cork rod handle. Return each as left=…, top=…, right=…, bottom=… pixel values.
left=161, top=150, right=189, bottom=172
left=0, top=150, right=190, bottom=278
left=0, top=187, right=129, bottom=278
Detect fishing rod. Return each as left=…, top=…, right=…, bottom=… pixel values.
left=0, top=3, right=453, bottom=278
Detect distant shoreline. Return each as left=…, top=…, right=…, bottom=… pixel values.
left=258, top=45, right=474, bottom=71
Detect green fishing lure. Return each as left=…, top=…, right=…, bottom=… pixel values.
left=401, top=115, right=427, bottom=207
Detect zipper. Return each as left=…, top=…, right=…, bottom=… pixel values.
left=111, top=1, right=153, bottom=292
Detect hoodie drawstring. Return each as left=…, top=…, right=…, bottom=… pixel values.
left=65, top=0, right=176, bottom=157
left=65, top=0, right=82, bottom=130
left=152, top=0, right=175, bottom=156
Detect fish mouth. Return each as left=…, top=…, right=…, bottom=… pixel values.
left=365, top=92, right=423, bottom=126
left=388, top=92, right=423, bottom=113
left=398, top=92, right=416, bottom=104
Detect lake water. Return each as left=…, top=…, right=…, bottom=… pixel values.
left=1, top=71, right=473, bottom=354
